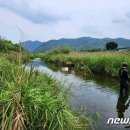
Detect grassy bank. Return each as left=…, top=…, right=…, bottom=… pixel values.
left=0, top=52, right=95, bottom=130
left=3, top=51, right=46, bottom=64
left=44, top=51, right=130, bottom=77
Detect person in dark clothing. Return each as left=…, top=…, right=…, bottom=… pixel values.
left=119, top=62, right=130, bottom=95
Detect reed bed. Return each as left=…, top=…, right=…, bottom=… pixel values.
left=0, top=53, right=95, bottom=130
left=44, top=51, right=130, bottom=77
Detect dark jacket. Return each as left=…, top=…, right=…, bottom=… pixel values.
left=119, top=67, right=130, bottom=82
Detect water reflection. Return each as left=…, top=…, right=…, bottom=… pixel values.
left=25, top=59, right=130, bottom=130
left=116, top=93, right=130, bottom=118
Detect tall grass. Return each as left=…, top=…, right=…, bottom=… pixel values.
left=48, top=47, right=71, bottom=55
left=44, top=51, right=130, bottom=77
left=2, top=51, right=46, bottom=64
left=0, top=53, right=95, bottom=130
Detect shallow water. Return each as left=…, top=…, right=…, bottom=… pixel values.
left=25, top=58, right=130, bottom=130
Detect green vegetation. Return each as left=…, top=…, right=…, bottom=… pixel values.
left=48, top=47, right=71, bottom=55
left=0, top=38, right=95, bottom=129
left=80, top=48, right=104, bottom=52
left=106, top=41, right=118, bottom=50
left=0, top=37, right=24, bottom=52
left=32, top=37, right=130, bottom=52
left=44, top=51, right=130, bottom=77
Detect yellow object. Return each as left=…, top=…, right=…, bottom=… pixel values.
left=62, top=67, right=69, bottom=72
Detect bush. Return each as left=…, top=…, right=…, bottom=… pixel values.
left=80, top=48, right=103, bottom=52
left=49, top=47, right=71, bottom=55
left=0, top=38, right=25, bottom=52
left=106, top=41, right=118, bottom=50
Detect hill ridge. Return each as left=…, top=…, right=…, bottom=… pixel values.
left=22, top=37, right=130, bottom=52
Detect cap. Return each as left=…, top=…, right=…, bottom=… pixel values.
left=122, top=62, right=128, bottom=67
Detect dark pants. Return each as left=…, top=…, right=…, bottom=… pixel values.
left=120, top=80, right=129, bottom=96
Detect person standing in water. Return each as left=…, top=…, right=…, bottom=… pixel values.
left=119, top=62, right=130, bottom=95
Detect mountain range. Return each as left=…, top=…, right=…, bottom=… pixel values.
left=22, top=40, right=43, bottom=51
left=22, top=37, right=130, bottom=52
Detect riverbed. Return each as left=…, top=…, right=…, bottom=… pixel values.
left=25, top=58, right=130, bottom=130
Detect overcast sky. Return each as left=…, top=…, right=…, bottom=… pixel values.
left=0, top=0, right=130, bottom=42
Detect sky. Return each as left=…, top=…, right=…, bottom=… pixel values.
left=0, top=0, right=130, bottom=43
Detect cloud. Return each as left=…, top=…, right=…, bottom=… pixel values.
left=112, top=19, right=125, bottom=24
left=0, top=0, right=62, bottom=24
left=126, top=12, right=130, bottom=19
left=80, top=25, right=102, bottom=36
left=0, top=0, right=130, bottom=42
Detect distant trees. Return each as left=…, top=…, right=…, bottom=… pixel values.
left=106, top=41, right=118, bottom=50
left=49, top=46, right=71, bottom=55
left=0, top=38, right=8, bottom=51
left=0, top=37, right=25, bottom=52
left=80, top=48, right=104, bottom=52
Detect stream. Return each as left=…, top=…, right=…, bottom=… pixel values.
left=25, top=58, right=130, bottom=130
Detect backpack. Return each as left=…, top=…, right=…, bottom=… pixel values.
left=119, top=67, right=128, bottom=79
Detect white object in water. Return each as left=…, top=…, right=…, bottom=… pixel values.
left=35, top=58, right=41, bottom=61
left=62, top=67, right=69, bottom=72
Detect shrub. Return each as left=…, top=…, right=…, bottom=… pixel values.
left=49, top=47, right=71, bottom=55
left=80, top=48, right=103, bottom=52
left=106, top=41, right=118, bottom=50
